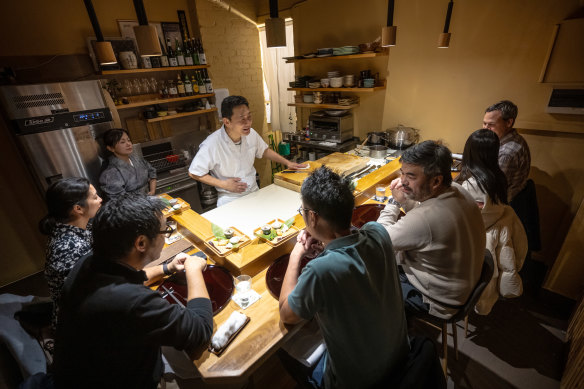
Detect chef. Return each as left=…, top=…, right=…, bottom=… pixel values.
left=189, top=95, right=306, bottom=206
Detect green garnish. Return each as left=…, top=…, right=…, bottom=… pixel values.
left=160, top=198, right=172, bottom=208
left=284, top=217, right=295, bottom=228
left=256, top=229, right=277, bottom=241
left=212, top=223, right=226, bottom=239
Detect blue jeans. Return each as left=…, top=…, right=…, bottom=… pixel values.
left=399, top=269, right=430, bottom=318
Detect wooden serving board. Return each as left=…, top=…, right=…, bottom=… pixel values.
left=158, top=194, right=191, bottom=217
left=273, top=153, right=369, bottom=192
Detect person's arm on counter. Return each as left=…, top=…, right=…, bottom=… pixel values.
left=279, top=230, right=314, bottom=325
left=145, top=159, right=157, bottom=195
left=143, top=253, right=188, bottom=284
left=262, top=148, right=308, bottom=170
left=189, top=172, right=248, bottom=193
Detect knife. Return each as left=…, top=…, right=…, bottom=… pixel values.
left=281, top=170, right=308, bottom=174
left=345, top=165, right=372, bottom=180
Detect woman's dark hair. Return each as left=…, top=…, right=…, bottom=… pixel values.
left=92, top=193, right=165, bottom=261
left=103, top=128, right=130, bottom=148
left=301, top=166, right=354, bottom=231
left=221, top=95, right=249, bottom=119
left=39, top=177, right=91, bottom=235
left=457, top=129, right=508, bottom=204
left=400, top=140, right=453, bottom=187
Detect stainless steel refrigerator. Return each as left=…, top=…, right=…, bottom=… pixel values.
left=0, top=80, right=114, bottom=193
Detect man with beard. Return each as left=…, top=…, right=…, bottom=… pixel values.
left=377, top=141, right=486, bottom=319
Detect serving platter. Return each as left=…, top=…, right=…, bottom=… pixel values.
left=158, top=265, right=234, bottom=315
left=204, top=226, right=251, bottom=257
left=254, top=218, right=300, bottom=247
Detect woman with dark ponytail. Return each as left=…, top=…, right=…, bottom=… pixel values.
left=40, top=177, right=102, bottom=328
left=456, top=129, right=527, bottom=315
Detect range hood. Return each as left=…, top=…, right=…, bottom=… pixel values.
left=546, top=88, right=584, bottom=115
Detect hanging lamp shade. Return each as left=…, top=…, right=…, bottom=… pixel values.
left=83, top=0, right=117, bottom=65
left=381, top=0, right=396, bottom=47
left=132, top=0, right=162, bottom=56
left=266, top=0, right=286, bottom=48
left=438, top=0, right=454, bottom=48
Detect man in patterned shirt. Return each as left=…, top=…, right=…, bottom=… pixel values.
left=483, top=100, right=531, bottom=201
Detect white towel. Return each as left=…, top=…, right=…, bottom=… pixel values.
left=282, top=319, right=326, bottom=367
left=211, top=311, right=248, bottom=350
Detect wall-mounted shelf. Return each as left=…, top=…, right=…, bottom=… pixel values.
left=100, top=65, right=210, bottom=75
left=285, top=51, right=388, bottom=64
left=146, top=107, right=217, bottom=123
left=116, top=93, right=215, bottom=110
left=287, top=103, right=359, bottom=110
left=287, top=85, right=385, bottom=93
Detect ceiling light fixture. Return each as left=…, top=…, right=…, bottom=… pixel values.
left=381, top=0, right=396, bottom=47
left=438, top=0, right=454, bottom=48
left=83, top=0, right=117, bottom=65
left=266, top=0, right=286, bottom=48
left=132, top=0, right=162, bottom=56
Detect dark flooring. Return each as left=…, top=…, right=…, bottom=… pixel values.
left=0, top=259, right=573, bottom=389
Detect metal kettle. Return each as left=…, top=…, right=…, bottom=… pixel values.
left=386, top=125, right=420, bottom=150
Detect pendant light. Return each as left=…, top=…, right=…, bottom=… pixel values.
left=438, top=0, right=454, bottom=48
left=381, top=0, right=396, bottom=47
left=132, top=0, right=162, bottom=56
left=83, top=0, right=117, bottom=65
left=266, top=0, right=286, bottom=48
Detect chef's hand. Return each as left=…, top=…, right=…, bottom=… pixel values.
left=168, top=252, right=188, bottom=273
left=183, top=253, right=207, bottom=273
left=286, top=161, right=309, bottom=170
left=222, top=177, right=248, bottom=193
left=389, top=177, right=407, bottom=204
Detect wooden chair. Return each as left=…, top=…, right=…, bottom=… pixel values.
left=418, top=250, right=495, bottom=375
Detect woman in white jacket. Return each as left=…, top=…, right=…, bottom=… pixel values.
left=456, top=129, right=528, bottom=314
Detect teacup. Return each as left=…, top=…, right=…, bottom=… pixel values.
left=363, top=78, right=375, bottom=88
left=320, top=78, right=330, bottom=88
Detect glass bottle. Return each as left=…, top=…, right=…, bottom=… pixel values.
left=184, top=72, right=193, bottom=96
left=197, top=38, right=207, bottom=65
left=197, top=71, right=206, bottom=94
left=176, top=73, right=186, bottom=97
left=204, top=69, right=213, bottom=93
left=191, top=74, right=199, bottom=94
left=167, top=39, right=178, bottom=67
left=175, top=38, right=185, bottom=66
left=191, top=38, right=200, bottom=65
left=168, top=79, right=178, bottom=97
left=184, top=39, right=193, bottom=66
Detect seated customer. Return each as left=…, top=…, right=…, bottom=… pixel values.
left=53, top=194, right=213, bottom=389
left=99, top=128, right=156, bottom=200
left=39, top=177, right=102, bottom=329
left=377, top=141, right=486, bottom=319
left=279, top=167, right=409, bottom=389
left=482, top=100, right=530, bottom=201
left=456, top=129, right=527, bottom=314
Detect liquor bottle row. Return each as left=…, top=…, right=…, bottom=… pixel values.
left=160, top=70, right=214, bottom=99
left=148, top=38, right=207, bottom=69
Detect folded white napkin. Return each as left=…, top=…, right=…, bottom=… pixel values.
left=211, top=311, right=248, bottom=350
left=282, top=320, right=326, bottom=367
left=231, top=290, right=261, bottom=310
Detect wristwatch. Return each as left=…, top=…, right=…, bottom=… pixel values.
left=387, top=196, right=402, bottom=208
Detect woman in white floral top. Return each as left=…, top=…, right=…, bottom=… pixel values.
left=39, top=177, right=102, bottom=329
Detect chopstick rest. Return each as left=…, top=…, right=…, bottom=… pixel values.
left=209, top=311, right=250, bottom=356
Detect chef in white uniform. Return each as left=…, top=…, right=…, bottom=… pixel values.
left=189, top=95, right=306, bottom=206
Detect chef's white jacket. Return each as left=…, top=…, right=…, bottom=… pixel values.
left=189, top=125, right=268, bottom=206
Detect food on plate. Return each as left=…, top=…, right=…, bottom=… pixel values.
left=271, top=221, right=282, bottom=229
left=172, top=204, right=181, bottom=210
left=261, top=225, right=272, bottom=235
left=226, top=243, right=233, bottom=249
left=224, top=228, right=234, bottom=239
left=229, top=236, right=241, bottom=244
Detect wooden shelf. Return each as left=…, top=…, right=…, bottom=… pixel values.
left=287, top=85, right=385, bottom=93
left=100, top=65, right=210, bottom=75
left=285, top=51, right=388, bottom=63
left=116, top=94, right=215, bottom=110
left=146, top=107, right=217, bottom=123
left=287, top=103, right=359, bottom=110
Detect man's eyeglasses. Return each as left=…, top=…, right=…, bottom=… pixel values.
left=158, top=225, right=174, bottom=238
left=298, top=206, right=317, bottom=217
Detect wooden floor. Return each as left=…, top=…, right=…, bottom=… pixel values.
left=0, top=259, right=573, bottom=389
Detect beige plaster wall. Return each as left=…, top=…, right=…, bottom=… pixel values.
left=290, top=0, right=584, bottom=296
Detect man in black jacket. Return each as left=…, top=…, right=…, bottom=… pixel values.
left=53, top=194, right=213, bottom=389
